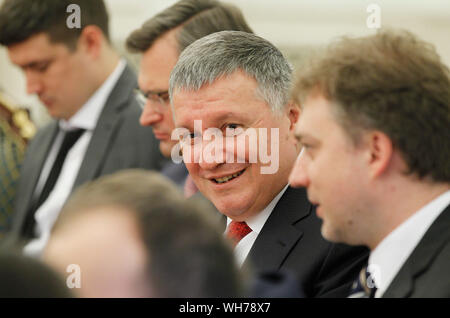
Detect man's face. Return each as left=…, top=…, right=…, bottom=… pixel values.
left=289, top=93, right=371, bottom=244
left=138, top=32, right=179, bottom=158
left=172, top=71, right=299, bottom=221
left=7, top=32, right=93, bottom=120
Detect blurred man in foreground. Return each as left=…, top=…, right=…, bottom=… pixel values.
left=44, top=170, right=242, bottom=297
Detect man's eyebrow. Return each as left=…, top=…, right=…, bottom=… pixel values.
left=140, top=89, right=169, bottom=96
left=176, top=122, right=194, bottom=132
left=295, top=132, right=318, bottom=144
left=176, top=112, right=245, bottom=131
left=20, top=61, right=40, bottom=69
left=20, top=59, right=52, bottom=70
left=294, top=131, right=304, bottom=142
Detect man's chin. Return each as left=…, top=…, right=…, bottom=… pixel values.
left=47, top=110, right=63, bottom=120
left=43, top=104, right=66, bottom=120
left=321, top=224, right=346, bottom=244
left=159, top=142, right=176, bottom=159
left=321, top=227, right=336, bottom=243
left=210, top=198, right=249, bottom=220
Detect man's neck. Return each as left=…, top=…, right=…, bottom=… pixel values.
left=95, top=50, right=120, bottom=89
left=368, top=180, right=450, bottom=250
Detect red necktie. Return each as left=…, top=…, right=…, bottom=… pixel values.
left=227, top=221, right=252, bottom=247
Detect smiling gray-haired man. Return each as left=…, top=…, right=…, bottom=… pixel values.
left=169, top=30, right=369, bottom=297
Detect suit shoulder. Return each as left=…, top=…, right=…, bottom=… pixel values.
left=412, top=237, right=450, bottom=297
left=26, top=121, right=57, bottom=149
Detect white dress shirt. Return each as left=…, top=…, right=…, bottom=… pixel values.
left=24, top=59, right=126, bottom=257
left=369, top=190, right=450, bottom=297
left=226, top=185, right=289, bottom=267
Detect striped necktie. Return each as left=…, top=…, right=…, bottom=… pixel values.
left=348, top=265, right=378, bottom=298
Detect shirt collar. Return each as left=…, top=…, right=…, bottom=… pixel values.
left=59, top=59, right=126, bottom=131
left=227, top=184, right=289, bottom=234
left=369, top=189, right=450, bottom=296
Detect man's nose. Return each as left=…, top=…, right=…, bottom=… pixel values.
left=25, top=71, right=43, bottom=95
left=139, top=100, right=163, bottom=126
left=197, top=138, right=226, bottom=171
left=289, top=151, right=310, bottom=188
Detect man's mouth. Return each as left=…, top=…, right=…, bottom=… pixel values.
left=153, top=131, right=170, bottom=140
left=312, top=202, right=322, bottom=217
left=212, top=168, right=246, bottom=184
left=40, top=98, right=53, bottom=107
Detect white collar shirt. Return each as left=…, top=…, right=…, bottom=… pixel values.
left=369, top=190, right=450, bottom=298
left=226, top=185, right=289, bottom=267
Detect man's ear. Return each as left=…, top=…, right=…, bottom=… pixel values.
left=287, top=100, right=301, bottom=131
left=365, top=131, right=394, bottom=179
left=77, top=25, right=104, bottom=59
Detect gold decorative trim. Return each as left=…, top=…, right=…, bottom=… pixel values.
left=0, top=91, right=36, bottom=141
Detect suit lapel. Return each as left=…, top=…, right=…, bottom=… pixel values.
left=244, top=186, right=312, bottom=271
left=73, top=65, right=136, bottom=189
left=12, top=122, right=58, bottom=238
left=383, top=204, right=450, bottom=297
left=20, top=123, right=58, bottom=211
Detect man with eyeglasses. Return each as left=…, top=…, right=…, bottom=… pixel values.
left=127, top=0, right=253, bottom=194
left=0, top=0, right=165, bottom=255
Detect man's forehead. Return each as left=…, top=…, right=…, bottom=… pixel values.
left=9, top=39, right=51, bottom=64
left=172, top=73, right=268, bottom=125
left=294, top=122, right=311, bottom=141
left=138, top=58, right=171, bottom=92
left=295, top=105, right=321, bottom=140
left=138, top=71, right=169, bottom=93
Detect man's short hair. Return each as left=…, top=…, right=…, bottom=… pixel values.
left=169, top=31, right=293, bottom=113
left=58, top=169, right=183, bottom=220
left=0, top=0, right=110, bottom=49
left=126, top=0, right=253, bottom=54
left=294, top=29, right=450, bottom=182
left=55, top=169, right=243, bottom=297
left=0, top=251, right=72, bottom=297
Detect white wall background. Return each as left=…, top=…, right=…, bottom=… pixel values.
left=1, top=0, right=449, bottom=126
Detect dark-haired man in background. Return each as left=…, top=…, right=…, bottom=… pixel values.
left=0, top=0, right=165, bottom=255
left=126, top=0, right=253, bottom=194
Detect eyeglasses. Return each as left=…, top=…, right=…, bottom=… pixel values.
left=134, top=88, right=170, bottom=113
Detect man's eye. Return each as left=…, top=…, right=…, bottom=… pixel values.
left=34, top=61, right=51, bottom=72
left=181, top=132, right=201, bottom=145
left=225, top=124, right=243, bottom=136
left=159, top=92, right=170, bottom=102
left=302, top=144, right=312, bottom=150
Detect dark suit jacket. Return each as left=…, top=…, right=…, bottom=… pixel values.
left=160, top=161, right=189, bottom=188
left=6, top=64, right=167, bottom=243
left=383, top=204, right=450, bottom=298
left=240, top=186, right=369, bottom=298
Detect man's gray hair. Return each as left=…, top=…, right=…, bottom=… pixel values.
left=169, top=31, right=293, bottom=113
